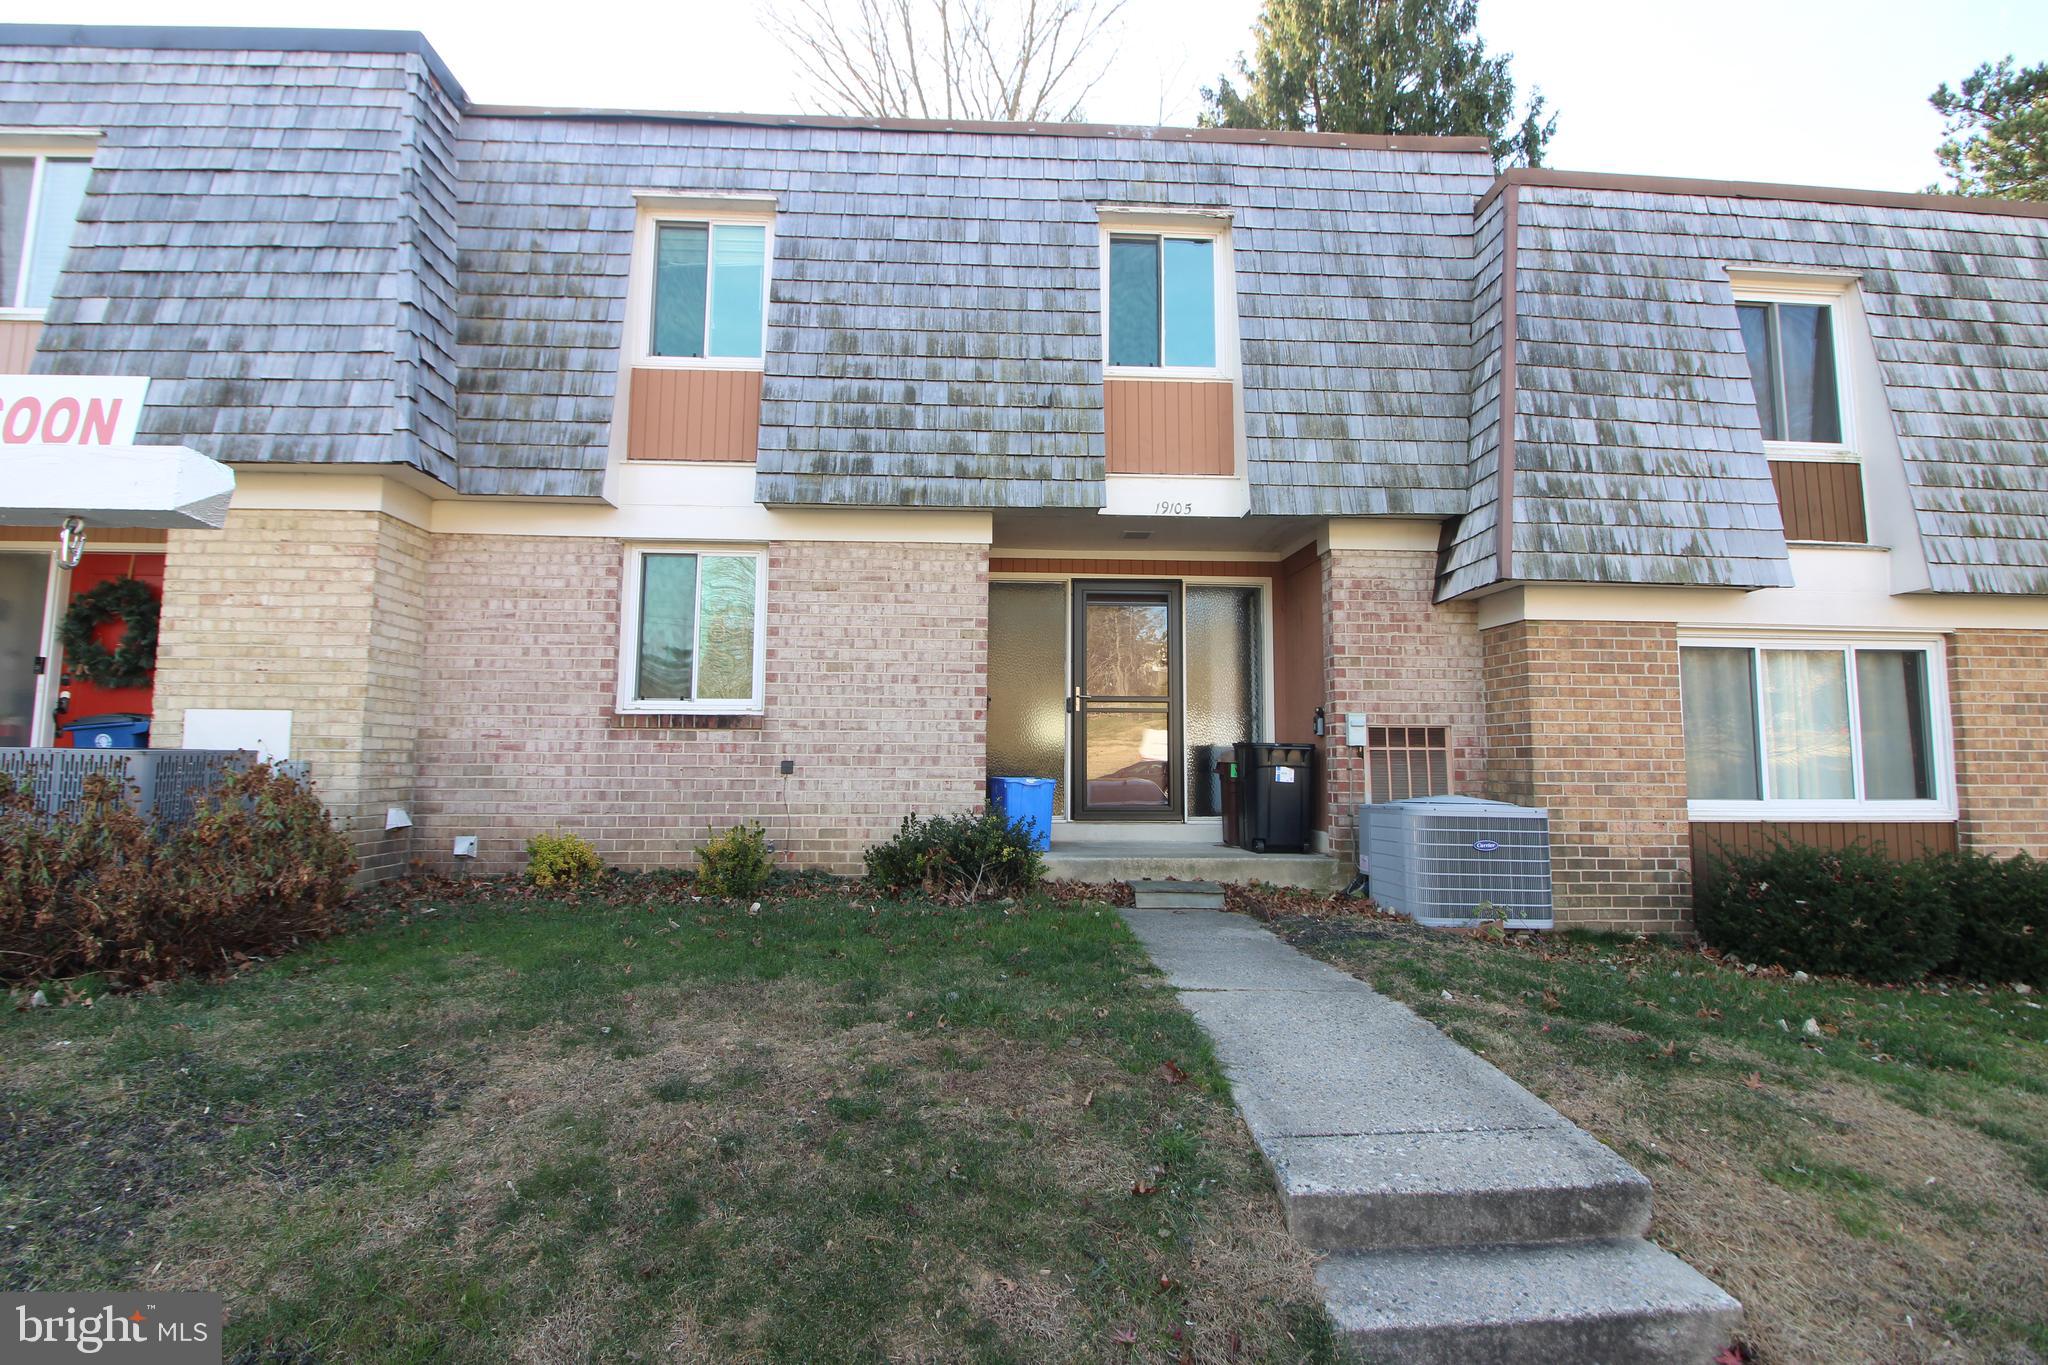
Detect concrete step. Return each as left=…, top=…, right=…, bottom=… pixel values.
left=1045, top=849, right=1345, bottom=891
left=1319, top=1237, right=1743, bottom=1365
left=1129, top=879, right=1225, bottom=910
left=1264, top=1123, right=1651, bottom=1252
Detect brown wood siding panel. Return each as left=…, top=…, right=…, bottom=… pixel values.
left=0, top=318, right=42, bottom=373
left=1271, top=545, right=1323, bottom=748
left=989, top=558, right=1280, bottom=579
left=1103, top=378, right=1235, bottom=476
left=1691, top=820, right=1957, bottom=873
left=625, top=366, right=761, bottom=462
left=1770, top=460, right=1867, bottom=543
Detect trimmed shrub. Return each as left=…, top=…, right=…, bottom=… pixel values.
left=1694, top=841, right=1958, bottom=983
left=1934, top=850, right=2048, bottom=987
left=863, top=810, right=1045, bottom=901
left=696, top=822, right=774, bottom=899
left=1, top=765, right=355, bottom=988
left=525, top=831, right=602, bottom=888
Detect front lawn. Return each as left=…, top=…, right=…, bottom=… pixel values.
left=1267, top=911, right=2048, bottom=1365
left=3, top=886, right=1330, bottom=1363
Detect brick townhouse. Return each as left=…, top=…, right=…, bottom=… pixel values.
left=1, top=24, right=2044, bottom=930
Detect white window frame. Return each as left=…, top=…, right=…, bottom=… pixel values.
left=1680, top=630, right=1955, bottom=823
left=1098, top=210, right=1237, bottom=382
left=1730, top=277, right=1857, bottom=465
left=626, top=195, right=776, bottom=373
left=615, top=544, right=767, bottom=715
left=0, top=145, right=95, bottom=320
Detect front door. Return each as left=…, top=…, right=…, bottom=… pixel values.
left=1070, top=580, right=1181, bottom=820
left=0, top=551, right=52, bottom=748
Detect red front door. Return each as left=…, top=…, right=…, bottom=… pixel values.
left=57, top=550, right=165, bottom=744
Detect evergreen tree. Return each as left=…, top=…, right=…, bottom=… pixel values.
left=1201, top=0, right=1553, bottom=168
left=1930, top=58, right=2048, bottom=200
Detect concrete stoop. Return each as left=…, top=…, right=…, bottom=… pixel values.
left=1129, top=879, right=1226, bottom=910
left=1044, top=845, right=1346, bottom=891
left=1119, top=908, right=1742, bottom=1364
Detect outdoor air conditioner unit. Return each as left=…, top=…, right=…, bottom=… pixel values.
left=1359, top=796, right=1553, bottom=929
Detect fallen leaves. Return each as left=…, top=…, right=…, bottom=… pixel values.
left=1158, top=1059, right=1189, bottom=1086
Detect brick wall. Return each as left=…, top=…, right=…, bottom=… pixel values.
left=412, top=535, right=987, bottom=875
left=1320, top=549, right=1486, bottom=862
left=1482, top=619, right=1691, bottom=933
left=1949, top=628, right=2048, bottom=858
left=152, top=508, right=429, bottom=879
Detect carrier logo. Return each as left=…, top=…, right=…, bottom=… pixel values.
left=1472, top=838, right=1501, bottom=852
left=6, top=1294, right=219, bottom=1363
left=0, top=377, right=149, bottom=446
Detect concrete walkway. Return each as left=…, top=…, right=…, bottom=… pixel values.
left=1122, top=908, right=1741, bottom=1364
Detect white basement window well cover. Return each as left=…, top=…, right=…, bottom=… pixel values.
left=617, top=547, right=766, bottom=714
left=1679, top=638, right=1953, bottom=821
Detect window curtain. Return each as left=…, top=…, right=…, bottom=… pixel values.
left=1762, top=650, right=1854, bottom=799
left=1776, top=303, right=1840, bottom=443
left=637, top=555, right=699, bottom=700
left=1681, top=648, right=1761, bottom=799
left=653, top=223, right=709, bottom=358
left=1735, top=303, right=1779, bottom=442
left=1108, top=236, right=1160, bottom=367
left=1857, top=650, right=1933, bottom=800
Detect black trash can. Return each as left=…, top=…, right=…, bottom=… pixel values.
left=1233, top=741, right=1313, bottom=852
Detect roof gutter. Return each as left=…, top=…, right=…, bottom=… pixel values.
left=1474, top=166, right=2048, bottom=221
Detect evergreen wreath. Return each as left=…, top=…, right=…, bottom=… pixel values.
left=58, top=576, right=160, bottom=690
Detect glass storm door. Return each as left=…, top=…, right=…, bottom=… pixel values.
left=1070, top=580, right=1181, bottom=820
left=0, top=552, right=51, bottom=748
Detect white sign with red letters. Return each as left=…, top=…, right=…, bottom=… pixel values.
left=0, top=376, right=148, bottom=446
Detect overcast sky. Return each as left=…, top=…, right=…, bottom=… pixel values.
left=8, top=0, right=2044, bottom=191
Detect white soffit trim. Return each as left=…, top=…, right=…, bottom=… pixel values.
left=632, top=190, right=777, bottom=216
left=1479, top=548, right=2048, bottom=632
left=0, top=445, right=233, bottom=528
left=1324, top=518, right=1443, bottom=552
left=228, top=464, right=991, bottom=544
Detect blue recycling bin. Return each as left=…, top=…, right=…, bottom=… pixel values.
left=987, top=776, right=1055, bottom=851
left=60, top=713, right=151, bottom=750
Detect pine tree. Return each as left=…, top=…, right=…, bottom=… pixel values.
left=1201, top=0, right=1553, bottom=168
left=1930, top=58, right=2048, bottom=200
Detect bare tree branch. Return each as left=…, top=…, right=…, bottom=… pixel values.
left=763, top=0, right=1125, bottom=123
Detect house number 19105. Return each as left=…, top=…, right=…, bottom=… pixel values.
left=1154, top=500, right=1195, bottom=516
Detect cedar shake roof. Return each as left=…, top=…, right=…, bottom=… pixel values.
left=4, top=27, right=2046, bottom=594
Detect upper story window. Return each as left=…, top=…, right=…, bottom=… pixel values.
left=1, top=155, right=91, bottom=313
left=1735, top=295, right=1844, bottom=447
left=646, top=217, right=770, bottom=364
left=1679, top=638, right=1950, bottom=819
left=1108, top=234, right=1217, bottom=370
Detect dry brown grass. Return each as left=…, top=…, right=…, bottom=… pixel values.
left=1282, top=917, right=2048, bottom=1365
left=136, top=970, right=1326, bottom=1362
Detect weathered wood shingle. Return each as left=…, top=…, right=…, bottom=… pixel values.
left=456, top=119, right=1494, bottom=505
left=1446, top=183, right=2048, bottom=596
left=1, top=39, right=463, bottom=484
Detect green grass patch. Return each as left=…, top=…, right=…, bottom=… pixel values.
left=3, top=888, right=1330, bottom=1362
